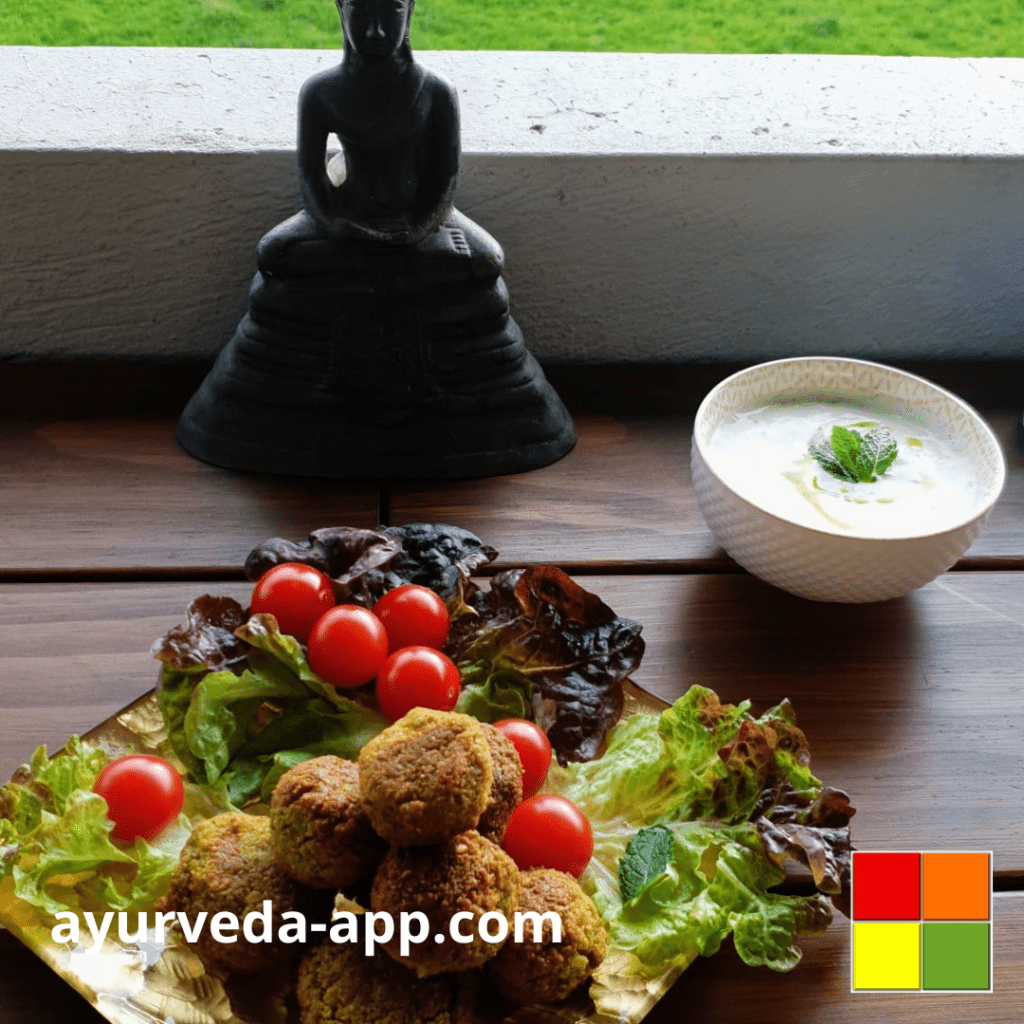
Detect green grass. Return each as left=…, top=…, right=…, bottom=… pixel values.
left=2, top=0, right=1024, bottom=56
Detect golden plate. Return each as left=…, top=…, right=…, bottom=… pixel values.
left=0, top=679, right=679, bottom=1024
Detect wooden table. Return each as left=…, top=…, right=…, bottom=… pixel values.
left=2, top=362, right=1022, bottom=1023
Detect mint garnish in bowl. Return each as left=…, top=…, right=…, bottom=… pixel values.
left=809, top=424, right=898, bottom=483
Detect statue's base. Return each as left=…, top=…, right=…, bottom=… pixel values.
left=176, top=211, right=576, bottom=479
left=175, top=323, right=577, bottom=478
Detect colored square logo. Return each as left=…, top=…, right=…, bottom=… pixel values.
left=923, top=852, right=990, bottom=920
left=850, top=850, right=993, bottom=993
left=922, top=922, right=990, bottom=990
left=853, top=922, right=921, bottom=990
left=852, top=851, right=921, bottom=920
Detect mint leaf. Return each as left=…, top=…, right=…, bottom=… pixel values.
left=829, top=426, right=863, bottom=477
left=619, top=824, right=675, bottom=902
left=809, top=424, right=898, bottom=484
left=809, top=429, right=857, bottom=482
left=857, top=427, right=898, bottom=481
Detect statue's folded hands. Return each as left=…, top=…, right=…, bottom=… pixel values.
left=297, top=58, right=459, bottom=247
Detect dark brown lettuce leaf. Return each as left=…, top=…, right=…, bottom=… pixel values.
left=159, top=530, right=639, bottom=772
left=150, top=595, right=249, bottom=673
left=244, top=523, right=496, bottom=604
left=447, top=566, right=645, bottom=764
left=753, top=782, right=856, bottom=915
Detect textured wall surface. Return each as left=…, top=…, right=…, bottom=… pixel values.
left=3, top=47, right=1023, bottom=362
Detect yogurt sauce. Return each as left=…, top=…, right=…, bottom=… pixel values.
left=707, top=399, right=982, bottom=537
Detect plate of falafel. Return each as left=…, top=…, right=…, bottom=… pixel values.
left=0, top=525, right=854, bottom=1024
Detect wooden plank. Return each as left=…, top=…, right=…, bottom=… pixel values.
left=648, top=894, right=1022, bottom=1024
left=390, top=408, right=1024, bottom=570
left=0, top=363, right=1018, bottom=573
left=392, top=410, right=724, bottom=569
left=0, top=896, right=1019, bottom=1024
left=2, top=573, right=1023, bottom=872
left=0, top=420, right=379, bottom=575
left=0, top=581, right=252, bottom=772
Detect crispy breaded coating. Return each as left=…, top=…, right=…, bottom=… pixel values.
left=297, top=942, right=474, bottom=1024
left=476, top=725, right=523, bottom=842
left=270, top=755, right=386, bottom=889
left=358, top=708, right=493, bottom=846
left=156, top=811, right=317, bottom=974
left=371, top=830, right=519, bottom=977
left=490, top=868, right=607, bottom=1004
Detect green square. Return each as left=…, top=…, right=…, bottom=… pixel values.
left=922, top=922, right=990, bottom=990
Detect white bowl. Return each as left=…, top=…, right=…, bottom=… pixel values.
left=691, top=357, right=1006, bottom=603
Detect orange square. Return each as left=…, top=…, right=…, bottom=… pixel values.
left=922, top=853, right=990, bottom=920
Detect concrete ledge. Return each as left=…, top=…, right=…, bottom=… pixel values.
left=3, top=47, right=1024, bottom=361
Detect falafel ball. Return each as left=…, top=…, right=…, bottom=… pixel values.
left=358, top=708, right=493, bottom=846
left=270, top=755, right=387, bottom=890
left=371, top=829, right=518, bottom=977
left=476, top=725, right=523, bottom=842
left=297, top=942, right=474, bottom=1024
left=156, top=811, right=321, bottom=974
left=489, top=868, right=607, bottom=1004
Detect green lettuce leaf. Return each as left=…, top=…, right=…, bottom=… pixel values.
left=453, top=662, right=534, bottom=722
left=223, top=695, right=388, bottom=805
left=94, top=835, right=180, bottom=913
left=28, top=735, right=108, bottom=812
left=543, top=686, right=853, bottom=986
left=595, top=822, right=832, bottom=975
left=157, top=665, right=209, bottom=782
left=548, top=686, right=819, bottom=826
left=155, top=611, right=388, bottom=803
left=1, top=739, right=198, bottom=921
left=235, top=615, right=345, bottom=705
left=12, top=791, right=135, bottom=918
left=183, top=666, right=306, bottom=785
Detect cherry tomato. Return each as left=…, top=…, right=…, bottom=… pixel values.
left=375, top=645, right=461, bottom=721
left=493, top=718, right=553, bottom=798
left=502, top=794, right=594, bottom=877
left=250, top=562, right=335, bottom=642
left=307, top=605, right=389, bottom=688
left=371, top=584, right=450, bottom=653
left=93, top=754, right=184, bottom=842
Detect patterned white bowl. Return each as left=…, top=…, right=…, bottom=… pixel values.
left=691, top=357, right=1006, bottom=603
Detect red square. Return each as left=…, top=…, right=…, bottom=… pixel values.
left=853, top=852, right=921, bottom=920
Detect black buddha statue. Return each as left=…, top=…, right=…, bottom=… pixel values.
left=176, top=0, right=576, bottom=478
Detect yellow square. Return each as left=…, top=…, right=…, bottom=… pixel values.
left=853, top=922, right=921, bottom=990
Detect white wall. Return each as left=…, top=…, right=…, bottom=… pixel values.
left=3, top=47, right=1023, bottom=361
